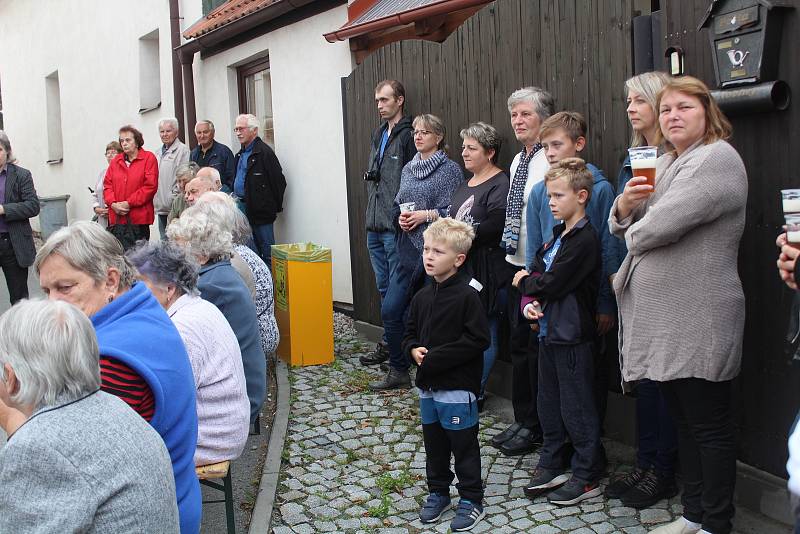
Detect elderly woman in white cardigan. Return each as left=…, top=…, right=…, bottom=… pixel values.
left=0, top=299, right=179, bottom=532
left=609, top=76, right=747, bottom=534
left=127, top=240, right=250, bottom=466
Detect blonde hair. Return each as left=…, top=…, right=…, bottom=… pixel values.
left=423, top=217, right=475, bottom=255
left=413, top=114, right=447, bottom=151
left=625, top=71, right=671, bottom=147
left=655, top=75, right=732, bottom=148
left=545, top=157, right=594, bottom=203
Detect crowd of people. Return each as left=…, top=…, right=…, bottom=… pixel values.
left=360, top=75, right=750, bottom=534
left=0, top=115, right=284, bottom=532
left=0, top=67, right=791, bottom=534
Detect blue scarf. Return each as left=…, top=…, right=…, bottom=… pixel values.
left=502, top=144, right=543, bottom=254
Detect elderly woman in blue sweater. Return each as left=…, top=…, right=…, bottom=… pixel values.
left=168, top=202, right=266, bottom=425
left=369, top=114, right=465, bottom=391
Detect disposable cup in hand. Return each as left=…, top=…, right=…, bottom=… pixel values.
left=782, top=189, right=800, bottom=213
left=787, top=214, right=800, bottom=245
left=628, top=146, right=658, bottom=192
left=399, top=202, right=416, bottom=213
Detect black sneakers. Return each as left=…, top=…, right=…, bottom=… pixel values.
left=491, top=422, right=522, bottom=448
left=523, top=468, right=569, bottom=499
left=621, top=469, right=679, bottom=509
left=604, top=466, right=648, bottom=499
left=359, top=342, right=389, bottom=366
left=498, top=427, right=543, bottom=456
left=547, top=477, right=602, bottom=506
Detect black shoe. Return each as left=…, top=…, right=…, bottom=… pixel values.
left=477, top=397, right=486, bottom=413
left=379, top=361, right=389, bottom=373
left=368, top=367, right=411, bottom=391
left=359, top=342, right=389, bottom=366
left=621, top=469, right=679, bottom=509
left=523, top=467, right=569, bottom=499
left=604, top=466, right=648, bottom=499
left=490, top=422, right=522, bottom=448
left=547, top=477, right=602, bottom=506
left=499, top=427, right=542, bottom=456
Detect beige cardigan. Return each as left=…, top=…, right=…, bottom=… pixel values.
left=609, top=140, right=747, bottom=383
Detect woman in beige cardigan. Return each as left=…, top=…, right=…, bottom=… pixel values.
left=609, top=76, right=747, bottom=534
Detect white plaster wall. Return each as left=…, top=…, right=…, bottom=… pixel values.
left=0, top=0, right=201, bottom=231
left=193, top=5, right=355, bottom=303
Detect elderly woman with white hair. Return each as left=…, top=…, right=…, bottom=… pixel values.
left=35, top=221, right=200, bottom=534
left=197, top=191, right=280, bottom=356
left=0, top=299, right=180, bottom=532
left=127, top=240, right=251, bottom=465
left=168, top=204, right=266, bottom=424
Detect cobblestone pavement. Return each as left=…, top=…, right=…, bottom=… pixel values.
left=270, top=316, right=770, bottom=533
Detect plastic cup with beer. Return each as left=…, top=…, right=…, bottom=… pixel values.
left=786, top=214, right=800, bottom=245
left=782, top=189, right=800, bottom=214
left=628, top=146, right=658, bottom=192
left=399, top=202, right=416, bottom=213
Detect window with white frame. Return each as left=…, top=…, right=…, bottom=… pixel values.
left=139, top=29, right=161, bottom=113
left=45, top=71, right=63, bottom=163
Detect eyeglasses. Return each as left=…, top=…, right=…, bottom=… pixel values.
left=233, top=127, right=248, bottom=133
left=413, top=130, right=433, bottom=138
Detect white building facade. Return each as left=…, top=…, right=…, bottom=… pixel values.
left=0, top=0, right=355, bottom=303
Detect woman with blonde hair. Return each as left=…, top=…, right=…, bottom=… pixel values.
left=609, top=76, right=746, bottom=534
left=604, top=71, right=679, bottom=510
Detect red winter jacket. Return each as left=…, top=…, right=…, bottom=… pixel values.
left=103, top=150, right=158, bottom=225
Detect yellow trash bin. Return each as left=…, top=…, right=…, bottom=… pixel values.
left=271, top=243, right=334, bottom=366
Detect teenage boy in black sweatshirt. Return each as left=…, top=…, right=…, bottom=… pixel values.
left=512, top=158, right=603, bottom=506
left=402, top=217, right=490, bottom=532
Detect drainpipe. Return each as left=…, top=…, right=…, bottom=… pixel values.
left=181, top=55, right=198, bottom=149
left=169, top=0, right=186, bottom=142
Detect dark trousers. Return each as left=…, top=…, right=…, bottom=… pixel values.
left=157, top=214, right=168, bottom=240
left=636, top=379, right=678, bottom=476
left=0, top=235, right=28, bottom=304
left=536, top=340, right=602, bottom=482
left=508, top=284, right=541, bottom=432
left=382, top=260, right=413, bottom=372
left=660, top=378, right=737, bottom=534
left=423, top=422, right=482, bottom=502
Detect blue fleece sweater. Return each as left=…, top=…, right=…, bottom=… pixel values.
left=92, top=282, right=201, bottom=534
left=198, top=259, right=266, bottom=423
left=608, top=155, right=633, bottom=275
left=524, top=163, right=616, bottom=314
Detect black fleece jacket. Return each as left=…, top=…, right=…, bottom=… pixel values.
left=519, top=217, right=600, bottom=345
left=402, top=272, right=490, bottom=396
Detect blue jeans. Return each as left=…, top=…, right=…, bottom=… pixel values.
left=382, top=260, right=413, bottom=372
left=536, top=340, right=602, bottom=482
left=635, top=379, right=678, bottom=476
left=252, top=223, right=275, bottom=265
left=366, top=231, right=398, bottom=301
left=479, top=287, right=506, bottom=399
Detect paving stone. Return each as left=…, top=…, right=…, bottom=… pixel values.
left=581, top=510, right=609, bottom=523
left=508, top=517, right=535, bottom=530
left=612, top=516, right=641, bottom=528
left=553, top=516, right=586, bottom=530
left=533, top=511, right=554, bottom=521
left=312, top=520, right=337, bottom=531
left=640, top=508, right=672, bottom=524
left=592, top=521, right=616, bottom=533
left=530, top=525, right=561, bottom=534
left=610, top=506, right=637, bottom=517
left=290, top=524, right=314, bottom=534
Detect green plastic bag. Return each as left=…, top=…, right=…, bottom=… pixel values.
left=271, top=242, right=331, bottom=262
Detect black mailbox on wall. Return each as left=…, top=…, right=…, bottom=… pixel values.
left=699, top=0, right=793, bottom=114
left=699, top=0, right=791, bottom=87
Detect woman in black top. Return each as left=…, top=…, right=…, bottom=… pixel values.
left=449, top=122, right=509, bottom=404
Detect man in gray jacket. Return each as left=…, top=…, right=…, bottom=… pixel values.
left=360, top=80, right=416, bottom=368
left=155, top=117, right=190, bottom=238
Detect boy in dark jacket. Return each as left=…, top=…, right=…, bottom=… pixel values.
left=402, top=217, right=490, bottom=532
left=512, top=158, right=603, bottom=506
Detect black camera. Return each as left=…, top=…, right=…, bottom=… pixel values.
left=363, top=169, right=380, bottom=182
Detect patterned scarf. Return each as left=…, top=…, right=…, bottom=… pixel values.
left=501, top=143, right=543, bottom=254
left=406, top=150, right=447, bottom=179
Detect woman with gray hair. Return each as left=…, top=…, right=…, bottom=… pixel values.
left=449, top=122, right=509, bottom=405
left=197, top=191, right=280, bottom=356
left=168, top=204, right=267, bottom=424
left=0, top=130, right=39, bottom=304
left=0, top=299, right=179, bottom=532
left=128, top=241, right=250, bottom=465
left=35, top=220, right=201, bottom=534
left=167, top=160, right=200, bottom=225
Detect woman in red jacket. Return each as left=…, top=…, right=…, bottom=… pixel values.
left=104, top=125, right=158, bottom=249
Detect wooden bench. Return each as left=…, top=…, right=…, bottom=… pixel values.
left=196, top=461, right=235, bottom=534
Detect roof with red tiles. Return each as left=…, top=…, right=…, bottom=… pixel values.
left=183, top=0, right=282, bottom=39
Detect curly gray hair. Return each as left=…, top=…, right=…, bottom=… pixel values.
left=167, top=204, right=233, bottom=263
left=35, top=221, right=139, bottom=290
left=126, top=241, right=200, bottom=297
left=176, top=161, right=200, bottom=182
left=507, top=86, right=555, bottom=122
left=0, top=299, right=101, bottom=409
left=195, top=192, right=253, bottom=246
left=460, top=122, right=503, bottom=164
